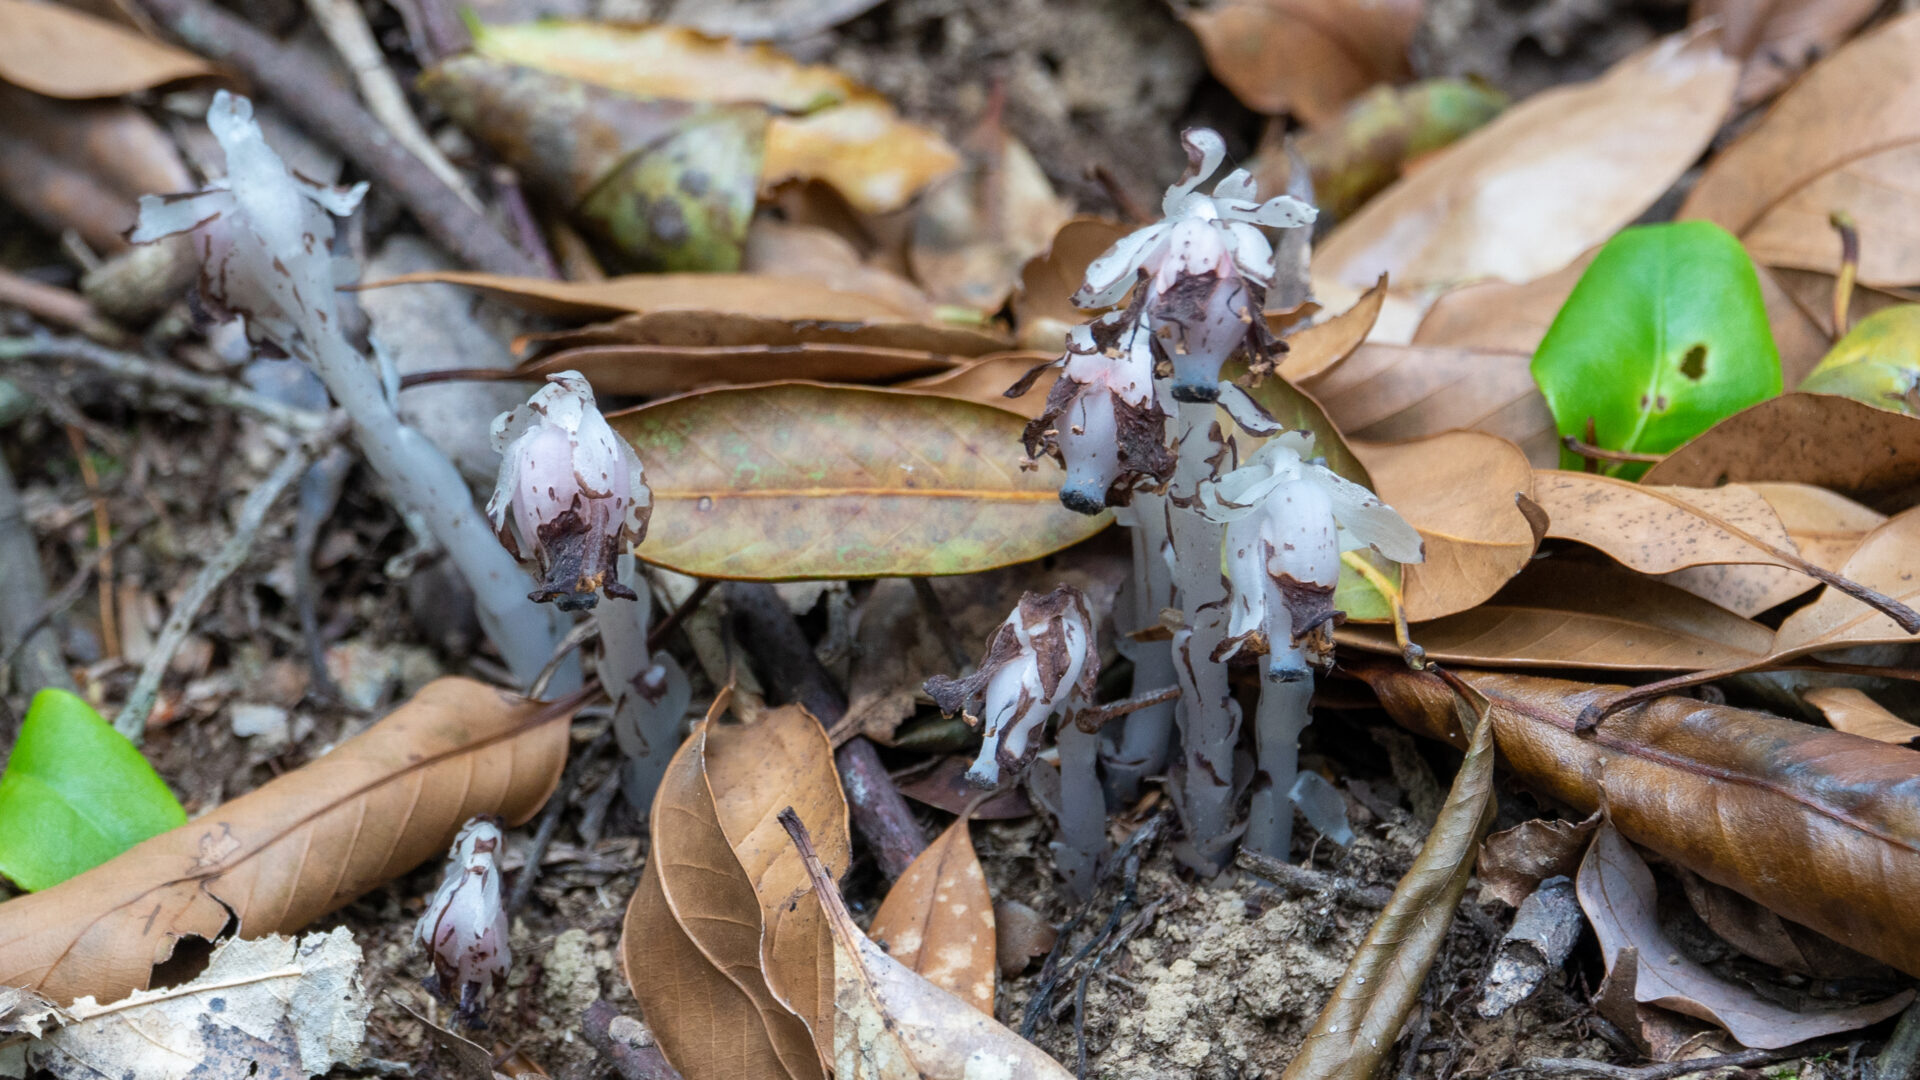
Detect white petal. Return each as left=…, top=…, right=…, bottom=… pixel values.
left=1310, top=464, right=1426, bottom=563
left=1224, top=222, right=1276, bottom=287
left=1073, top=222, right=1168, bottom=309
left=130, top=190, right=232, bottom=243
left=1213, top=168, right=1258, bottom=204
left=303, top=178, right=369, bottom=217
left=1217, top=382, right=1281, bottom=437
left=1248, top=195, right=1318, bottom=230
left=1164, top=128, right=1228, bottom=218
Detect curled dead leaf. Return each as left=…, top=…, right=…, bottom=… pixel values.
left=868, top=817, right=997, bottom=1016
left=0, top=678, right=573, bottom=1006
left=1477, top=813, right=1600, bottom=908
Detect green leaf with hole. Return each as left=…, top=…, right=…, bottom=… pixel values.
left=1532, top=221, right=1782, bottom=479
left=0, top=689, right=187, bottom=891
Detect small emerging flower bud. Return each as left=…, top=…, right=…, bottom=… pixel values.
left=415, top=817, right=511, bottom=1026
left=487, top=371, right=651, bottom=611
left=1200, top=432, right=1423, bottom=677
left=925, top=585, right=1099, bottom=788
left=1014, top=314, right=1175, bottom=514
left=1072, top=128, right=1316, bottom=403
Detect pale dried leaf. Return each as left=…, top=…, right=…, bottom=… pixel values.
left=869, top=818, right=996, bottom=1015
left=1804, top=688, right=1920, bottom=746
left=0, top=0, right=215, bottom=98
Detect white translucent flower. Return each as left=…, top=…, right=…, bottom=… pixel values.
left=924, top=586, right=1099, bottom=787
left=415, top=817, right=510, bottom=1026
left=131, top=91, right=367, bottom=354
left=487, top=371, right=651, bottom=611
left=1199, top=432, right=1423, bottom=676
left=1071, top=129, right=1316, bottom=402
left=1020, top=313, right=1176, bottom=514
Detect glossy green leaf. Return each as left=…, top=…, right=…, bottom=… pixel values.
left=1232, top=367, right=1397, bottom=622
left=0, top=689, right=186, bottom=892
left=611, top=382, right=1111, bottom=580
left=1532, top=221, right=1782, bottom=478
left=1798, top=305, right=1920, bottom=415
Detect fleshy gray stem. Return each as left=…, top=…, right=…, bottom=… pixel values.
left=1051, top=720, right=1108, bottom=902
left=1244, top=673, right=1311, bottom=859
left=1104, top=490, right=1178, bottom=804
left=1167, top=400, right=1239, bottom=872
left=602, top=555, right=689, bottom=811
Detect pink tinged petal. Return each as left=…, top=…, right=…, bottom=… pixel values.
left=1074, top=222, right=1169, bottom=309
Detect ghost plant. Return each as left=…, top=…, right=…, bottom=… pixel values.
left=416, top=817, right=511, bottom=1026
left=487, top=371, right=652, bottom=611
left=131, top=91, right=570, bottom=690
left=1002, top=127, right=1419, bottom=874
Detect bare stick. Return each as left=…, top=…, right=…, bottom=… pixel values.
left=581, top=1001, right=683, bottom=1080
left=1519, top=1043, right=1837, bottom=1079
left=1, top=335, right=325, bottom=432
left=727, top=582, right=926, bottom=879
left=1235, top=848, right=1396, bottom=909
left=1559, top=436, right=1668, bottom=466
left=137, top=0, right=541, bottom=278
left=1830, top=211, right=1859, bottom=339
left=1073, top=684, right=1180, bottom=732
left=113, top=441, right=314, bottom=739
left=0, top=268, right=129, bottom=346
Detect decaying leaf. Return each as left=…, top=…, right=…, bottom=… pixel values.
left=1276, top=275, right=1387, bottom=383
left=1643, top=393, right=1920, bottom=512
left=0, top=0, right=216, bottom=99
left=1301, top=343, right=1559, bottom=466
left=779, top=812, right=1074, bottom=1080
left=1359, top=665, right=1920, bottom=977
left=910, top=111, right=1073, bottom=313
left=868, top=818, right=996, bottom=1016
left=13, top=930, right=368, bottom=1080
left=1680, top=12, right=1920, bottom=289
left=1353, top=432, right=1538, bottom=622
left=0, top=679, right=572, bottom=1006
left=1746, top=482, right=1886, bottom=571
left=744, top=219, right=934, bottom=319
left=1577, top=821, right=1912, bottom=1049
left=1339, top=557, right=1774, bottom=670
left=1282, top=675, right=1495, bottom=1080
left=1768, top=505, right=1920, bottom=660
left=1532, top=471, right=1813, bottom=616
left=517, top=308, right=1010, bottom=362
left=0, top=987, right=62, bottom=1040
left=1185, top=0, right=1423, bottom=127
left=1478, top=813, right=1599, bottom=907
left=1798, top=305, right=1920, bottom=416
left=470, top=20, right=960, bottom=213
left=521, top=343, right=958, bottom=398
left=608, top=383, right=1111, bottom=580
left=1285, top=79, right=1509, bottom=222
left=992, top=900, right=1057, bottom=979
left=622, top=706, right=849, bottom=1080
left=1696, top=0, right=1880, bottom=105
left=1012, top=218, right=1135, bottom=350
left=899, top=354, right=1058, bottom=422
left=362, top=270, right=934, bottom=323
left=1803, top=688, right=1920, bottom=746
left=1315, top=29, right=1738, bottom=290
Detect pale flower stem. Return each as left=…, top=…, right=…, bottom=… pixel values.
left=602, top=556, right=688, bottom=811
left=1244, top=674, right=1312, bottom=860
left=1168, top=399, right=1238, bottom=872
left=1104, top=491, right=1178, bottom=804
left=1053, top=719, right=1108, bottom=902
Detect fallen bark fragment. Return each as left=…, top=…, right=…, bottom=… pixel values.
left=1477, top=875, right=1583, bottom=1018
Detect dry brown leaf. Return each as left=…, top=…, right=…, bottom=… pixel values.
left=868, top=817, right=996, bottom=1016
left=518, top=309, right=1010, bottom=361
left=898, top=354, right=1057, bottom=421
left=0, top=0, right=215, bottom=98
left=744, top=219, right=934, bottom=319
left=1359, top=664, right=1920, bottom=977
left=1692, top=0, right=1880, bottom=106
left=992, top=900, right=1056, bottom=979
left=1477, top=813, right=1600, bottom=907
left=1748, top=482, right=1887, bottom=570
left=1354, top=432, right=1538, bottom=621
left=1411, top=254, right=1828, bottom=387
left=897, top=758, right=1034, bottom=820
left=0, top=678, right=572, bottom=1006
left=1643, top=393, right=1920, bottom=512
left=1803, top=688, right=1920, bottom=746
left=1680, top=12, right=1920, bottom=288
left=1578, top=821, right=1912, bottom=1048
left=1303, top=343, right=1559, bottom=466
left=623, top=706, right=850, bottom=1080
left=910, top=116, right=1072, bottom=313
left=1011, top=218, right=1134, bottom=350
left=1531, top=471, right=1813, bottom=617
left=1769, top=505, right=1920, bottom=660
left=780, top=813, right=1074, bottom=1079
left=519, top=343, right=958, bottom=397
left=1767, top=268, right=1916, bottom=339
left=1672, top=863, right=1889, bottom=979
left=1314, top=29, right=1738, bottom=291
left=1276, top=274, right=1387, bottom=383
left=362, top=271, right=932, bottom=323
left=1338, top=557, right=1775, bottom=669
left=1184, top=0, right=1422, bottom=127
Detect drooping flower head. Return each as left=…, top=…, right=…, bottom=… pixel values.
left=1198, top=432, right=1423, bottom=679
left=415, top=817, right=510, bottom=1027
left=487, top=371, right=651, bottom=611
left=925, top=585, right=1099, bottom=788
left=1073, top=129, right=1316, bottom=403
left=1014, top=312, right=1176, bottom=514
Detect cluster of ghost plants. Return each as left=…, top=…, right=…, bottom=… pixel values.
left=932, top=129, right=1425, bottom=883
left=139, top=91, right=1423, bottom=1018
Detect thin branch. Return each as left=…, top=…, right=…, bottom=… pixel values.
left=1560, top=436, right=1668, bottom=466
left=0, top=268, right=130, bottom=346
left=1830, top=210, right=1859, bottom=339
left=1518, top=1042, right=1839, bottom=1079
left=1, top=335, right=326, bottom=432
left=1235, top=848, right=1395, bottom=909
left=506, top=728, right=611, bottom=913
left=647, top=577, right=715, bottom=654
left=113, top=440, right=316, bottom=740
left=1073, top=684, right=1180, bottom=732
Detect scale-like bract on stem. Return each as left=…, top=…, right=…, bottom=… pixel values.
left=415, top=817, right=511, bottom=1026
left=488, top=371, right=652, bottom=610
left=925, top=586, right=1099, bottom=788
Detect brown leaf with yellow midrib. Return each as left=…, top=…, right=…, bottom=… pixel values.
left=0, top=677, right=573, bottom=1006
left=610, top=382, right=1111, bottom=581
left=1359, top=664, right=1920, bottom=977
